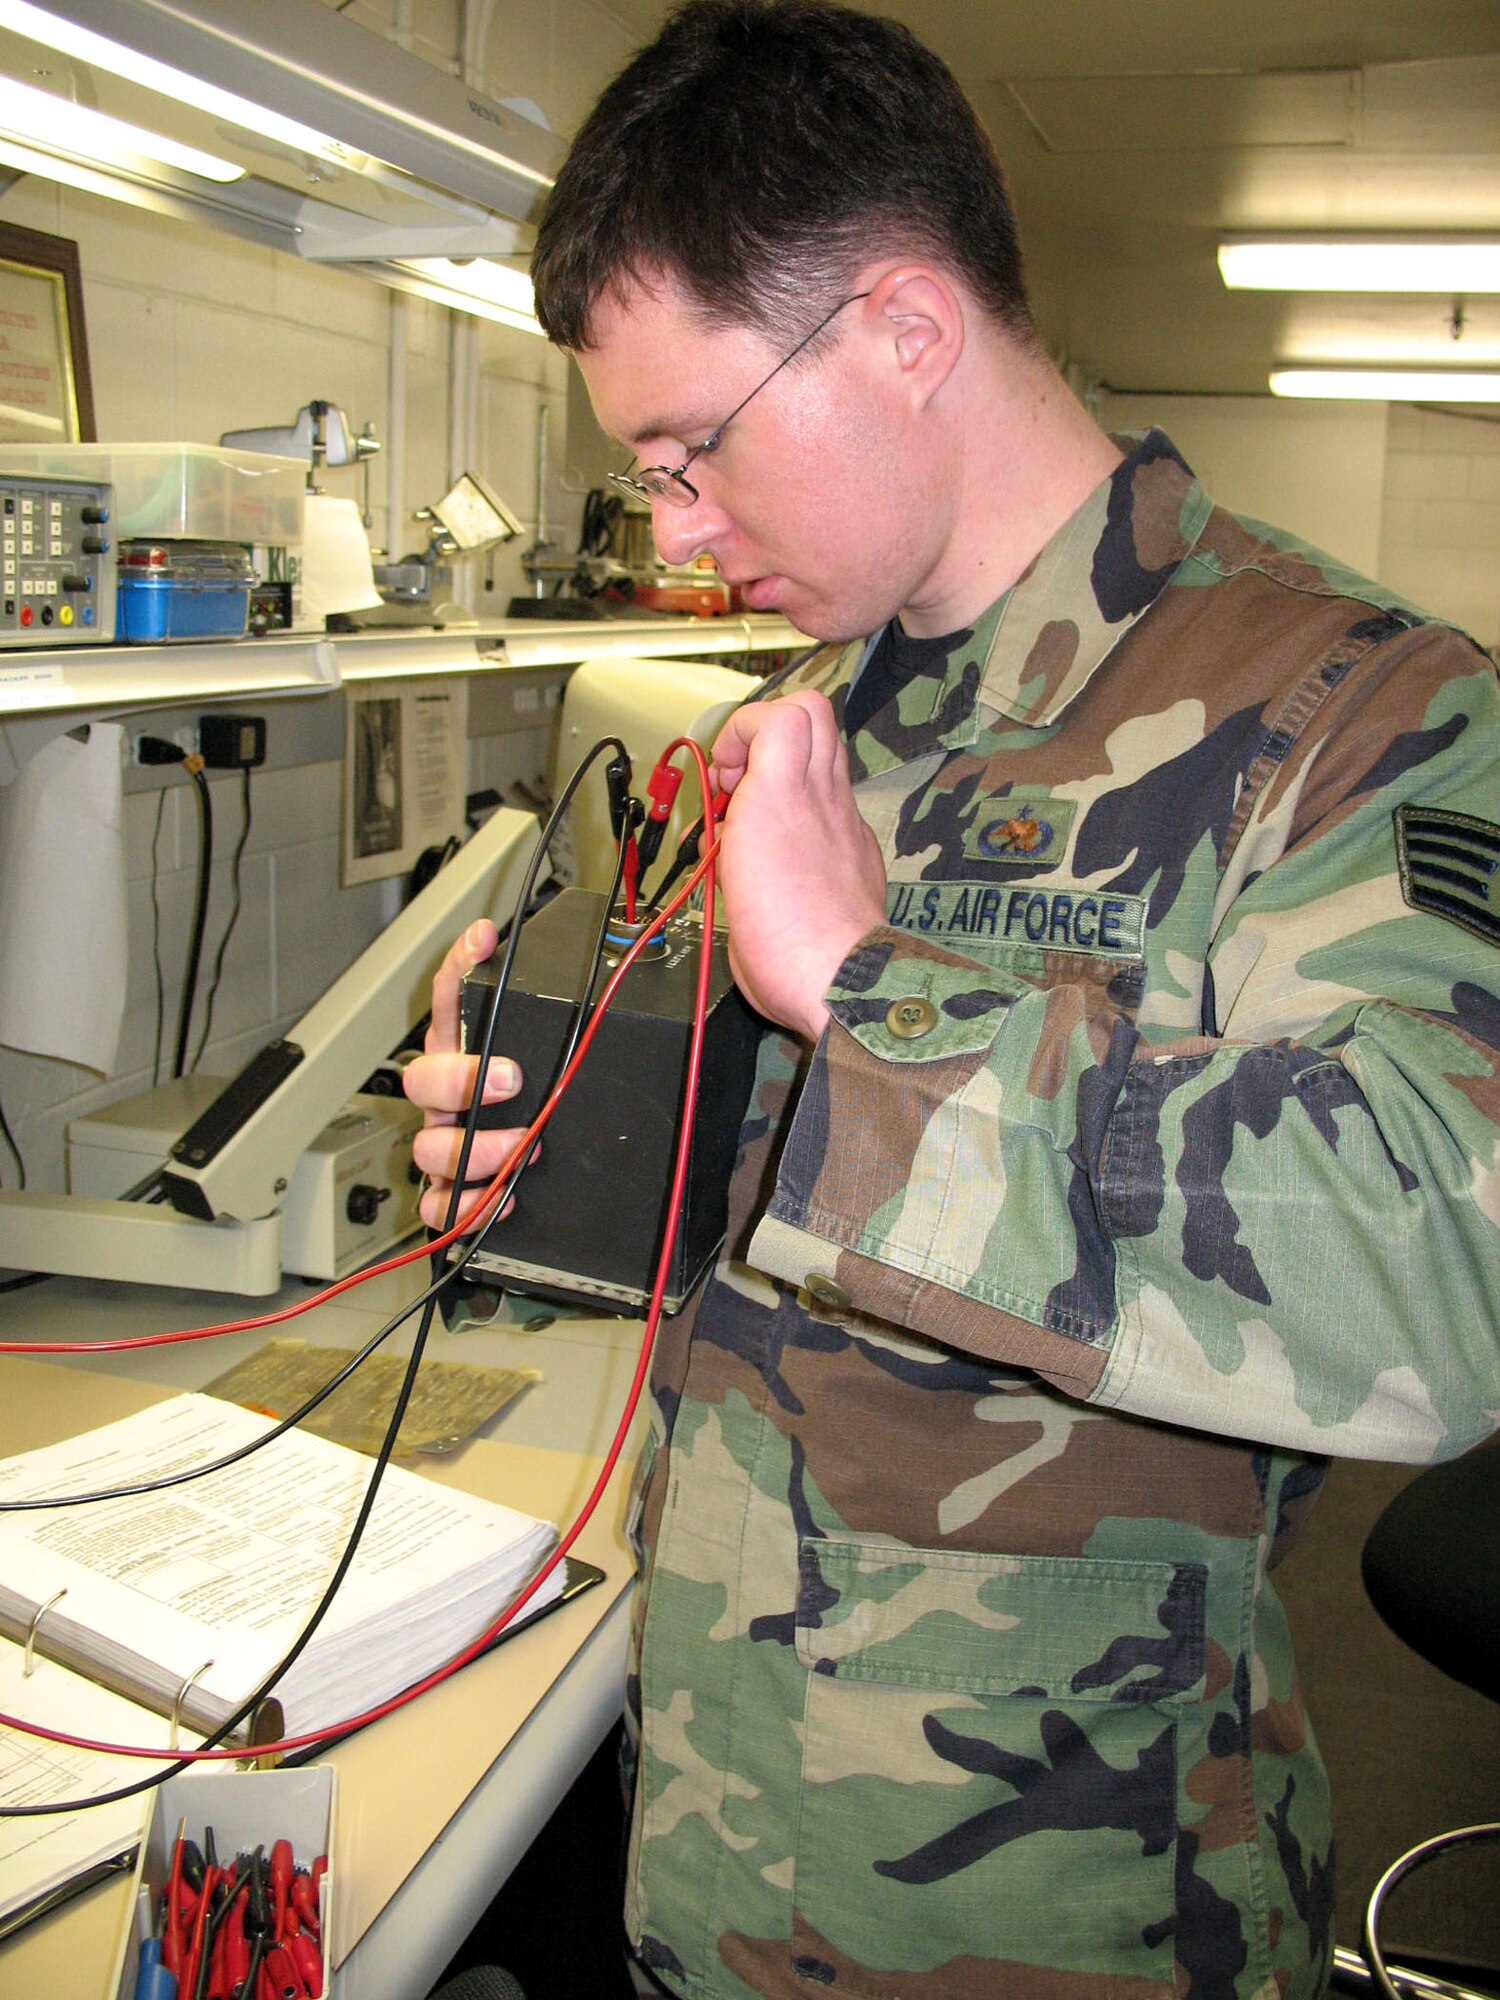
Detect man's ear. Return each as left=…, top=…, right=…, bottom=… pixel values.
left=866, top=266, right=964, bottom=410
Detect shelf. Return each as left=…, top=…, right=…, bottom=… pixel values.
left=483, top=613, right=806, bottom=671
left=0, top=633, right=341, bottom=720
left=0, top=615, right=809, bottom=757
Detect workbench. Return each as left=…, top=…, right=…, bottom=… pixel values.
left=0, top=1262, right=646, bottom=1999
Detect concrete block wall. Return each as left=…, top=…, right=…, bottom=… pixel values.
left=1377, top=404, right=1500, bottom=651
left=1100, top=393, right=1500, bottom=655
left=0, top=0, right=634, bottom=1201
left=0, top=694, right=560, bottom=1198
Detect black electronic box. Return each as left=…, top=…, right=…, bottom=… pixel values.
left=455, top=888, right=762, bottom=1314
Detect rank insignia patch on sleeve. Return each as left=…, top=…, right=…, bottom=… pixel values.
left=1394, top=804, right=1500, bottom=945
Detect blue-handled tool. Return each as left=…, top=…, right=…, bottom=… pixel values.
left=133, top=1934, right=178, bottom=2000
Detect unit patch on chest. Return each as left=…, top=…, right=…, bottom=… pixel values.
left=887, top=879, right=1149, bottom=960
left=962, top=796, right=1078, bottom=871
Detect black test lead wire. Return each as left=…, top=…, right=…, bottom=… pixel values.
left=0, top=738, right=720, bottom=1803
left=0, top=744, right=719, bottom=1806
left=0, top=735, right=707, bottom=1812
left=191, top=763, right=253, bottom=1072
left=0, top=812, right=719, bottom=1799
left=0, top=736, right=632, bottom=1515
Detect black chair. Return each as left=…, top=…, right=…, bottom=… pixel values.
left=1330, top=1436, right=1500, bottom=2000
left=428, top=1970, right=528, bottom=2000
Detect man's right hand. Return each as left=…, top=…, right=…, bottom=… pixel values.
left=403, top=917, right=529, bottom=1231
left=708, top=689, right=887, bottom=1041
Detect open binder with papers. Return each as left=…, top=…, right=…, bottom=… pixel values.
left=0, top=1392, right=572, bottom=1927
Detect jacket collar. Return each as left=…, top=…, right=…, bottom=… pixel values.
left=826, top=429, right=1213, bottom=771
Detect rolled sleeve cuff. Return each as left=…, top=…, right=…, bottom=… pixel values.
left=744, top=924, right=1134, bottom=1372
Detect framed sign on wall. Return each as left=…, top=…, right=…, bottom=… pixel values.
left=0, top=221, right=96, bottom=443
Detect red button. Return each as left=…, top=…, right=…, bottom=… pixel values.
left=19, top=604, right=32, bottom=626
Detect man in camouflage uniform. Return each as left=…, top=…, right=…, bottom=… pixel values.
left=406, top=4, right=1500, bottom=1995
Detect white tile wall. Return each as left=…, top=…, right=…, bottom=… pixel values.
left=1378, top=405, right=1500, bottom=649
left=0, top=1, right=632, bottom=1204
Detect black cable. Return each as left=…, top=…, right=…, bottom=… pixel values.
left=437, top=739, right=630, bottom=1266
left=0, top=1088, right=23, bottom=1189
left=173, top=764, right=212, bottom=1080
left=579, top=487, right=623, bottom=557
left=0, top=744, right=640, bottom=1824
left=150, top=787, right=169, bottom=1089
left=0, top=1085, right=42, bottom=1285
left=0, top=742, right=634, bottom=1516
left=191, top=766, right=251, bottom=1071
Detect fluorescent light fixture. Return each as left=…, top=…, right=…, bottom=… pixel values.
left=1220, top=240, right=1500, bottom=293
left=0, top=74, right=243, bottom=182
left=386, top=257, right=544, bottom=334
left=1271, top=367, right=1500, bottom=401
left=0, top=0, right=353, bottom=166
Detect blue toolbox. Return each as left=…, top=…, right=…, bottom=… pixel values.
left=116, top=537, right=254, bottom=643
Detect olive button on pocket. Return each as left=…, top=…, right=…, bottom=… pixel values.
left=885, top=995, right=938, bottom=1039
left=803, top=1273, right=853, bottom=1319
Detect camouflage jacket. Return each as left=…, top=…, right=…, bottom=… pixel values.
left=624, top=431, right=1500, bottom=2000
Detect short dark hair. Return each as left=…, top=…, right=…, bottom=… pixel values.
left=530, top=0, right=1034, bottom=352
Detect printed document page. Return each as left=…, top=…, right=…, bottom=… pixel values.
left=0, top=1638, right=164, bottom=1923
left=0, top=1394, right=561, bottom=1736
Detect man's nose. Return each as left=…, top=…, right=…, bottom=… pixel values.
left=650, top=492, right=726, bottom=569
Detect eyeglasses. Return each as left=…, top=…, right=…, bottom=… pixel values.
left=608, top=291, right=872, bottom=508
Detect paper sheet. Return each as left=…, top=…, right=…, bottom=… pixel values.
left=300, top=493, right=382, bottom=623
left=341, top=674, right=468, bottom=887
left=0, top=721, right=128, bottom=1071
left=0, top=1641, right=159, bottom=1925
left=0, top=1393, right=562, bottom=1738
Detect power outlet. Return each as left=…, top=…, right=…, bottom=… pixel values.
left=134, top=725, right=198, bottom=765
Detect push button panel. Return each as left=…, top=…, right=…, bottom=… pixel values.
left=0, top=475, right=115, bottom=645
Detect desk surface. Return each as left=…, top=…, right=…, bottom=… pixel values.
left=0, top=1263, right=646, bottom=1999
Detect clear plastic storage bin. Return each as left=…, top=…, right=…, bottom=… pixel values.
left=0, top=443, right=305, bottom=546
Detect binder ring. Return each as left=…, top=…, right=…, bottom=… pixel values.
left=170, top=1658, right=214, bottom=1750
left=22, top=1589, right=66, bottom=1677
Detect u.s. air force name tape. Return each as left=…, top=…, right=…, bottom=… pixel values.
left=887, top=879, right=1148, bottom=959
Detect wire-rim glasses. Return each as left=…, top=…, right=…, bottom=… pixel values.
left=607, top=290, right=872, bottom=509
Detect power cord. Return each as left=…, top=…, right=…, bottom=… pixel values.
left=191, top=763, right=252, bottom=1071
left=150, top=785, right=169, bottom=1088
left=138, top=737, right=213, bottom=1081
left=0, top=1087, right=23, bottom=1190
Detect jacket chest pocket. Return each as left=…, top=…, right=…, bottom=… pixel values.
left=788, top=1536, right=1207, bottom=1996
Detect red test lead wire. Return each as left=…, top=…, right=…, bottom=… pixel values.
left=0, top=757, right=713, bottom=1363
left=0, top=740, right=723, bottom=1776
left=636, top=756, right=684, bottom=873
